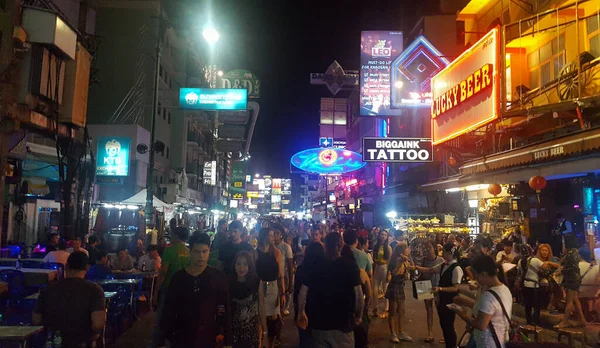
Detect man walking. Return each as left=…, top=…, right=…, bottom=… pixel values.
left=344, top=229, right=373, bottom=278
left=218, top=220, right=253, bottom=276
left=297, top=232, right=364, bottom=348
left=161, top=233, right=231, bottom=347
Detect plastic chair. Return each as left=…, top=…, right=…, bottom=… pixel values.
left=6, top=246, right=21, bottom=258
left=0, top=270, right=26, bottom=307
left=39, top=262, right=65, bottom=281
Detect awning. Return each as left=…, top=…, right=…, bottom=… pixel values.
left=420, top=175, right=462, bottom=192
left=460, top=128, right=600, bottom=175
left=24, top=178, right=50, bottom=196
left=120, top=189, right=171, bottom=208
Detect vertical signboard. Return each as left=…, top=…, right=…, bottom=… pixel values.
left=272, top=178, right=282, bottom=195
left=96, top=137, right=130, bottom=177
left=282, top=179, right=292, bottom=195
left=360, top=31, right=404, bottom=116
left=203, top=161, right=217, bottom=186
left=271, top=195, right=281, bottom=211
left=230, top=161, right=247, bottom=200
left=431, top=28, right=500, bottom=145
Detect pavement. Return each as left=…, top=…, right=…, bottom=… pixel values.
left=113, top=283, right=469, bottom=348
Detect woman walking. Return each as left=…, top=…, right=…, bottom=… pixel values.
left=452, top=255, right=512, bottom=347
left=256, top=227, right=286, bottom=348
left=230, top=251, right=263, bottom=347
left=372, top=230, right=392, bottom=318
left=432, top=242, right=463, bottom=348
left=385, top=242, right=413, bottom=343
left=555, top=234, right=586, bottom=328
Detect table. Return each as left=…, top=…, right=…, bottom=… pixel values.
left=0, top=326, right=43, bottom=348
left=0, top=259, right=45, bottom=264
left=112, top=271, right=158, bottom=310
left=0, top=267, right=57, bottom=287
left=96, top=279, right=141, bottom=319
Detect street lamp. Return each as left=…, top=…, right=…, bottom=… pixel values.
left=255, top=174, right=260, bottom=178
left=386, top=211, right=397, bottom=219
left=203, top=27, right=220, bottom=45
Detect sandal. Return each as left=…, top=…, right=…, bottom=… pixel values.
left=424, top=337, right=434, bottom=343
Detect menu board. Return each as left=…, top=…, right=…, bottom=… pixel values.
left=360, top=31, right=403, bottom=116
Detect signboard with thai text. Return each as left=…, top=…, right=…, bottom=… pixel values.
left=179, top=88, right=248, bottom=110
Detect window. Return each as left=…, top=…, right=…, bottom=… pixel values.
left=160, top=176, right=164, bottom=184
left=167, top=111, right=171, bottom=124
left=168, top=77, right=173, bottom=89
left=527, top=34, right=565, bottom=89
left=157, top=102, right=162, bottom=116
left=159, top=65, right=164, bottom=79
left=588, top=15, right=600, bottom=58
left=166, top=147, right=170, bottom=159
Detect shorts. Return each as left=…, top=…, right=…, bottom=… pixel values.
left=263, top=281, right=281, bottom=316
left=385, top=281, right=406, bottom=302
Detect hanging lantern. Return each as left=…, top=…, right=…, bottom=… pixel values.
left=488, top=183, right=502, bottom=196
left=529, top=175, right=547, bottom=203
left=447, top=156, right=457, bottom=167
left=529, top=176, right=547, bottom=192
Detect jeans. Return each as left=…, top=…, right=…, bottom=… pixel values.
left=311, top=330, right=354, bottom=348
left=150, top=286, right=168, bottom=348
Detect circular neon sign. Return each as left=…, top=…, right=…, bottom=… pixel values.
left=291, top=148, right=366, bottom=174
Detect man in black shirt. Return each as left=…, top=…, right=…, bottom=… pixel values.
left=218, top=220, right=253, bottom=276
left=33, top=252, right=106, bottom=346
left=297, top=232, right=363, bottom=348
left=86, top=235, right=101, bottom=265
left=161, top=233, right=232, bottom=347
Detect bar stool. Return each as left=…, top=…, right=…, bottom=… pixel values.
left=519, top=324, right=542, bottom=342
left=557, top=327, right=585, bottom=346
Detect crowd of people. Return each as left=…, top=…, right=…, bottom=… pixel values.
left=26, top=213, right=600, bottom=348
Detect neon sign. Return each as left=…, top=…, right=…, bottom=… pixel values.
left=291, top=148, right=366, bottom=175
left=431, top=64, right=493, bottom=119
left=344, top=178, right=358, bottom=187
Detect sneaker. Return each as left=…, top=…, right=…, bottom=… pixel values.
left=399, top=333, right=413, bottom=342
left=283, top=309, right=290, bottom=316
left=390, top=334, right=400, bottom=343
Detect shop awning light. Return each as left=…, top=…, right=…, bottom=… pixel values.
left=126, top=205, right=139, bottom=210
left=386, top=211, right=397, bottom=219
left=468, top=199, right=479, bottom=208
left=445, top=188, right=461, bottom=193
left=103, top=203, right=115, bottom=208
left=466, top=184, right=489, bottom=191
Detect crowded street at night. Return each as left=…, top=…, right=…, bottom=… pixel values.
left=3, top=0, right=600, bottom=347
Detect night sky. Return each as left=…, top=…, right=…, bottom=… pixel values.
left=211, top=0, right=410, bottom=177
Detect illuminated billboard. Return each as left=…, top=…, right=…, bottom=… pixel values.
left=431, top=28, right=500, bottom=145
left=203, top=161, right=217, bottom=186
left=282, top=179, right=292, bottom=195
left=360, top=31, right=404, bottom=116
left=390, top=36, right=449, bottom=108
left=290, top=148, right=366, bottom=175
left=96, top=137, right=130, bottom=177
left=362, top=137, right=433, bottom=162
left=272, top=178, right=282, bottom=195
left=179, top=88, right=248, bottom=110
left=271, top=195, right=281, bottom=211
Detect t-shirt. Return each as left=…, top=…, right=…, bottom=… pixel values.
left=111, top=255, right=134, bottom=271
left=303, top=257, right=362, bottom=332
left=472, top=284, right=512, bottom=348
left=35, top=278, right=105, bottom=346
left=42, top=250, right=70, bottom=266
left=67, top=248, right=89, bottom=257
left=218, top=241, right=253, bottom=276
left=137, top=254, right=162, bottom=272
left=161, top=267, right=232, bottom=347
left=161, top=243, right=190, bottom=288
left=351, top=247, right=373, bottom=274
left=579, top=261, right=600, bottom=298
left=276, top=242, right=293, bottom=260
left=518, top=257, right=543, bottom=288
left=86, top=264, right=112, bottom=280
left=421, top=256, right=444, bottom=286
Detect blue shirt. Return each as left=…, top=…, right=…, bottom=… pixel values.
left=86, top=264, right=112, bottom=280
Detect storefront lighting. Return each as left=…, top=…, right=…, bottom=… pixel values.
left=211, top=209, right=222, bottom=214
left=237, top=212, right=243, bottom=219
left=468, top=199, right=479, bottom=208
left=386, top=211, right=397, bottom=219
left=466, top=184, right=489, bottom=191
left=126, top=205, right=139, bottom=210
left=445, top=188, right=461, bottom=193
left=115, top=205, right=126, bottom=210
left=103, top=204, right=115, bottom=208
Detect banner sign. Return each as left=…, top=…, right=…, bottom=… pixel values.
left=96, top=137, right=130, bottom=177
left=230, top=161, right=246, bottom=199
left=362, top=137, right=433, bottom=162
left=203, top=161, right=217, bottom=186
left=272, top=178, right=282, bottom=195
left=310, top=61, right=359, bottom=95
left=271, top=195, right=281, bottom=211
left=282, top=179, right=292, bottom=195
left=219, top=69, right=260, bottom=99
left=179, top=88, right=248, bottom=110
left=431, top=27, right=500, bottom=145
left=360, top=31, right=404, bottom=116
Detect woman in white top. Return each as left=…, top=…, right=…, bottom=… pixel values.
left=452, top=255, right=512, bottom=348
left=516, top=244, right=544, bottom=325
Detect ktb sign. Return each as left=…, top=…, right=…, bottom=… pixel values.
left=219, top=69, right=260, bottom=99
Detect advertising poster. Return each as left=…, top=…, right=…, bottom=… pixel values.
left=360, top=31, right=404, bottom=116
left=431, top=28, right=500, bottom=145
left=96, top=137, right=130, bottom=177
left=362, top=137, right=433, bottom=162
left=271, top=195, right=281, bottom=211
left=230, top=161, right=246, bottom=200
left=282, top=179, right=292, bottom=195
left=272, top=178, right=282, bottom=195
left=179, top=88, right=248, bottom=110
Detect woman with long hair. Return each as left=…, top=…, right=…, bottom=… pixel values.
left=372, top=230, right=392, bottom=318
left=555, top=234, right=586, bottom=328
left=385, top=242, right=413, bottom=343
left=256, top=227, right=285, bottom=348
left=414, top=241, right=444, bottom=342
left=294, top=242, right=324, bottom=347
left=230, top=251, right=263, bottom=347
left=452, top=255, right=512, bottom=348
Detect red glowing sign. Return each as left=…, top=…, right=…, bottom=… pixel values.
left=344, top=178, right=358, bottom=187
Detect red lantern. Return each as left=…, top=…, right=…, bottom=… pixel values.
left=447, top=156, right=457, bottom=167
left=488, top=183, right=502, bottom=196
left=529, top=176, right=547, bottom=192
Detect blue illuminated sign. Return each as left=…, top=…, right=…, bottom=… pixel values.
left=96, top=137, right=130, bottom=177
left=290, top=148, right=366, bottom=175
left=179, top=88, right=248, bottom=110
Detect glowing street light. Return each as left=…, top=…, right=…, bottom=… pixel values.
left=217, top=70, right=224, bottom=77
left=386, top=211, right=397, bottom=219
left=202, top=27, right=220, bottom=45
left=255, top=173, right=260, bottom=178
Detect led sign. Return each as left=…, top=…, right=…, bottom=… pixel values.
left=96, top=137, right=130, bottom=177
left=290, top=148, right=366, bottom=175
left=344, top=178, right=358, bottom=187
left=362, top=137, right=433, bottom=162
left=179, top=88, right=248, bottom=110
left=431, top=27, right=500, bottom=145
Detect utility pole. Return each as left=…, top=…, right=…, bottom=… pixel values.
left=145, top=3, right=162, bottom=227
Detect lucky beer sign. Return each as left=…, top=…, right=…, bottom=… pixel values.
left=430, top=28, right=500, bottom=145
